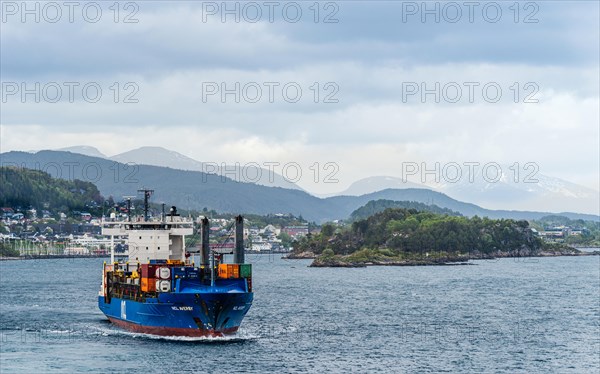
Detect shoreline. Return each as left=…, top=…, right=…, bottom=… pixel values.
left=285, top=249, right=600, bottom=268
left=2, top=250, right=291, bottom=262
left=0, top=254, right=110, bottom=261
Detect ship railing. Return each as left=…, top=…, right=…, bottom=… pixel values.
left=109, top=261, right=141, bottom=272
left=102, top=217, right=194, bottom=225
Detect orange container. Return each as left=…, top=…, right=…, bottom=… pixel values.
left=218, top=264, right=228, bottom=278
left=218, top=264, right=240, bottom=279
left=141, top=277, right=156, bottom=292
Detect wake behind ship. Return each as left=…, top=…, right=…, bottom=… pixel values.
left=98, top=189, right=253, bottom=337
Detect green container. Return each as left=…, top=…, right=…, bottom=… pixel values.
left=239, top=264, right=252, bottom=278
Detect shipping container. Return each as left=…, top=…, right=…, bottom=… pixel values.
left=172, top=267, right=187, bottom=279
left=156, top=279, right=171, bottom=293
left=239, top=264, right=252, bottom=278
left=186, top=267, right=200, bottom=279
left=140, top=264, right=157, bottom=279
left=218, top=264, right=240, bottom=279
left=141, top=277, right=156, bottom=292
left=156, top=267, right=171, bottom=279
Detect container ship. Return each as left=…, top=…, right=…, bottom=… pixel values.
left=98, top=189, right=253, bottom=337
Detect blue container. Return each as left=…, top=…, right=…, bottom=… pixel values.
left=150, top=259, right=167, bottom=264
left=186, top=267, right=200, bottom=279
left=172, top=267, right=187, bottom=279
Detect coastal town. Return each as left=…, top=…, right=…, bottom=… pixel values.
left=0, top=204, right=312, bottom=258
left=1, top=200, right=593, bottom=260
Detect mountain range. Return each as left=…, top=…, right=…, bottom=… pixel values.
left=336, top=174, right=599, bottom=216
left=61, top=145, right=599, bottom=216
left=58, top=146, right=302, bottom=192
left=1, top=149, right=597, bottom=223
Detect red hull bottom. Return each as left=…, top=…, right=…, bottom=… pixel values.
left=108, top=317, right=239, bottom=337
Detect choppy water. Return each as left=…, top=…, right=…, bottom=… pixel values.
left=1, top=254, right=598, bottom=373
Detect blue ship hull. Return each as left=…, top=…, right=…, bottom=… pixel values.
left=98, top=280, right=253, bottom=337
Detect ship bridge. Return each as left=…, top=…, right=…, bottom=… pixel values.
left=102, top=216, right=193, bottom=264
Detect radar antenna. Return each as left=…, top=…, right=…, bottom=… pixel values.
left=137, top=188, right=154, bottom=222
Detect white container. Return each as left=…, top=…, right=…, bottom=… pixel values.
left=155, top=267, right=171, bottom=279
left=156, top=280, right=171, bottom=293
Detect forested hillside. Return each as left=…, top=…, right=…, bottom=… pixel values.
left=349, top=199, right=461, bottom=221
left=0, top=167, right=103, bottom=213
left=295, top=208, right=547, bottom=264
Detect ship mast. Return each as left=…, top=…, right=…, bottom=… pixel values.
left=138, top=188, right=154, bottom=222
left=123, top=196, right=135, bottom=222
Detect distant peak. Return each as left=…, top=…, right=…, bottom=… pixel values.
left=110, top=146, right=194, bottom=159
left=131, top=146, right=170, bottom=152
left=56, top=146, right=106, bottom=158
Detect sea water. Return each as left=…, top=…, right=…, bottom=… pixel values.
left=1, top=254, right=598, bottom=373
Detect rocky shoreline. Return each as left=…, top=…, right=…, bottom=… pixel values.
left=284, top=251, right=318, bottom=259
left=285, top=248, right=600, bottom=268
left=309, top=257, right=474, bottom=268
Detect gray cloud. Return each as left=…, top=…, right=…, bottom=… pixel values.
left=2, top=1, right=598, bottom=79
left=1, top=0, right=598, bottom=195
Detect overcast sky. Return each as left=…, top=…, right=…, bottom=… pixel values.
left=1, top=1, right=598, bottom=194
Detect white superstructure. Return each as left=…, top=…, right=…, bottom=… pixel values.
left=102, top=215, right=193, bottom=264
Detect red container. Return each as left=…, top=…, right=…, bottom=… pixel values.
left=140, top=264, right=157, bottom=279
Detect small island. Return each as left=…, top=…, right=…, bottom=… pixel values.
left=288, top=202, right=599, bottom=267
